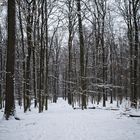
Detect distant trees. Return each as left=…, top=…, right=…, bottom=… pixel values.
left=118, top=0, right=140, bottom=108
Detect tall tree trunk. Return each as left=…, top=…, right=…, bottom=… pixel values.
left=18, top=0, right=26, bottom=111
left=68, top=1, right=73, bottom=105
left=110, top=40, right=113, bottom=104
left=132, top=0, right=139, bottom=107
left=4, top=0, right=16, bottom=119
left=101, top=2, right=106, bottom=107
left=76, top=0, right=86, bottom=109
left=32, top=0, right=37, bottom=108
left=0, top=25, right=3, bottom=109
left=44, top=0, right=48, bottom=110
left=39, top=0, right=45, bottom=113
left=24, top=1, right=34, bottom=112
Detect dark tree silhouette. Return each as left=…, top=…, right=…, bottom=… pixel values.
left=4, top=0, right=16, bottom=120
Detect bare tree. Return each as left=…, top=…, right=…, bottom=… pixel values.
left=24, top=0, right=35, bottom=112
left=0, top=24, right=3, bottom=109
left=118, top=0, right=140, bottom=108
left=4, top=0, right=16, bottom=119
left=76, top=0, right=86, bottom=109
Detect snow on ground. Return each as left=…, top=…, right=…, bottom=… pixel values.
left=0, top=98, right=140, bottom=140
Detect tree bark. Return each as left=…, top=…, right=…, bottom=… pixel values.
left=131, top=0, right=139, bottom=107
left=24, top=1, right=34, bottom=112
left=4, top=0, right=16, bottom=119
left=76, top=0, right=86, bottom=109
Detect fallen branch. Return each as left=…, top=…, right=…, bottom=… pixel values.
left=129, top=114, right=140, bottom=117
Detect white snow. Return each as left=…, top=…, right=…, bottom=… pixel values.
left=0, top=98, right=140, bottom=140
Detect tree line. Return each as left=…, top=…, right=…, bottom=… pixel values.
left=0, top=0, right=139, bottom=119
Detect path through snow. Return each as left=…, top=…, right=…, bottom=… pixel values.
left=0, top=98, right=140, bottom=140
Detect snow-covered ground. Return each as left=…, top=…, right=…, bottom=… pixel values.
left=0, top=98, right=140, bottom=140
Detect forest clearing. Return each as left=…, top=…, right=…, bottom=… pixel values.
left=0, top=98, right=140, bottom=140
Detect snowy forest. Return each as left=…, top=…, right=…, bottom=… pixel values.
left=0, top=0, right=140, bottom=139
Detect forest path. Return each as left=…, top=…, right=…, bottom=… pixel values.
left=0, top=98, right=140, bottom=140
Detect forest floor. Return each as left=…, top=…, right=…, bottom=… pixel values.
left=0, top=98, right=140, bottom=140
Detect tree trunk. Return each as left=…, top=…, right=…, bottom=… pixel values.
left=76, top=0, right=86, bottom=109
left=0, top=25, right=3, bottom=109
left=44, top=0, right=49, bottom=110
left=24, top=2, right=34, bottom=112
left=4, top=0, right=16, bottom=119
left=18, top=0, right=26, bottom=111
left=132, top=1, right=139, bottom=107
